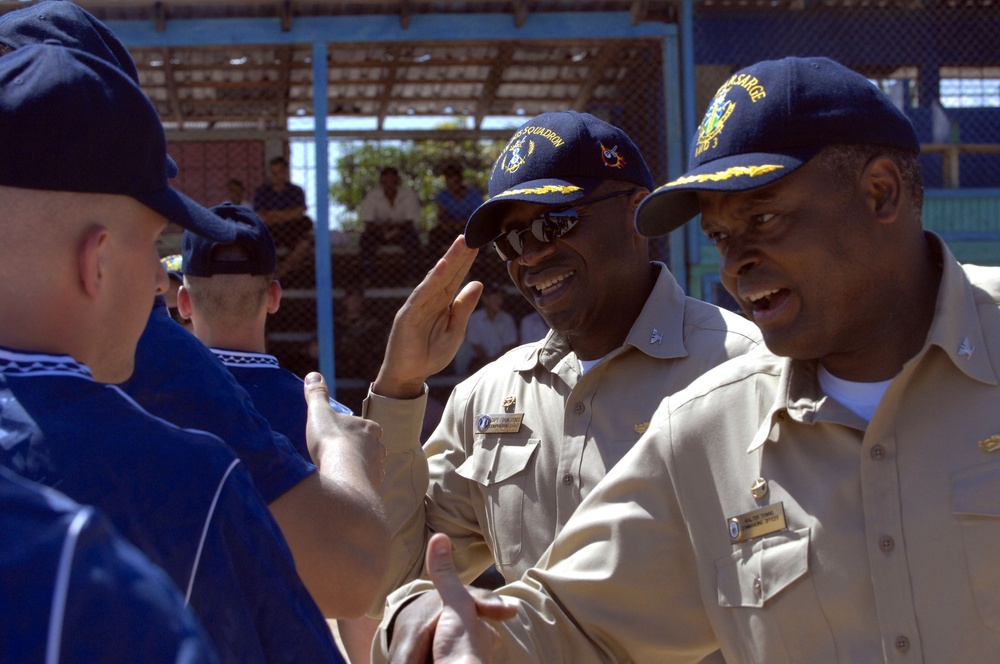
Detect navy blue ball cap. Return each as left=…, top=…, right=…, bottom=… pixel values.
left=182, top=204, right=277, bottom=277
left=464, top=110, right=654, bottom=248
left=0, top=0, right=137, bottom=80
left=0, top=0, right=178, bottom=178
left=0, top=44, right=235, bottom=242
left=636, top=56, right=920, bottom=238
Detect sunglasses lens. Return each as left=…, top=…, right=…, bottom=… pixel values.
left=538, top=209, right=579, bottom=242
left=494, top=208, right=581, bottom=261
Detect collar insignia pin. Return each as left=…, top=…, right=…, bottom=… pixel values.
left=650, top=328, right=663, bottom=345
left=502, top=396, right=516, bottom=412
left=959, top=337, right=975, bottom=360
left=979, top=435, right=1000, bottom=453
left=750, top=478, right=769, bottom=500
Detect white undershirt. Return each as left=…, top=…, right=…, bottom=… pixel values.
left=817, top=365, right=892, bottom=422
left=579, top=356, right=607, bottom=375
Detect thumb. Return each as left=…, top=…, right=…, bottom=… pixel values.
left=426, top=534, right=475, bottom=615
left=303, top=371, right=330, bottom=405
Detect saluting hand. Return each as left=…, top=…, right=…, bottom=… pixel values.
left=374, top=235, right=482, bottom=400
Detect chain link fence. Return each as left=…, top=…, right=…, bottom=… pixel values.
left=156, top=9, right=999, bottom=409
left=692, top=5, right=999, bottom=189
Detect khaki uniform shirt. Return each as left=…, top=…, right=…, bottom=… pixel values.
left=446, top=236, right=1000, bottom=663
left=367, top=264, right=761, bottom=616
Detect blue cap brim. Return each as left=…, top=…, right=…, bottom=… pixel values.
left=165, top=154, right=179, bottom=179
left=635, top=147, right=820, bottom=238
left=464, top=176, right=605, bottom=248
left=136, top=187, right=237, bottom=243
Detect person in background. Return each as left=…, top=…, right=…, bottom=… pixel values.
left=429, top=161, right=483, bottom=256
left=334, top=284, right=389, bottom=382
left=253, top=156, right=313, bottom=283
left=358, top=166, right=423, bottom=286
left=161, top=254, right=193, bottom=332
left=177, top=202, right=355, bottom=464
left=463, top=281, right=518, bottom=373
left=518, top=309, right=549, bottom=345
left=225, top=178, right=253, bottom=209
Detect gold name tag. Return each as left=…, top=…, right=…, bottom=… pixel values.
left=476, top=413, right=524, bottom=434
left=728, top=502, right=787, bottom=544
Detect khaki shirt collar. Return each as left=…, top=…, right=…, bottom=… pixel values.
left=922, top=233, right=998, bottom=386
left=511, top=262, right=689, bottom=374
left=748, top=233, right=998, bottom=453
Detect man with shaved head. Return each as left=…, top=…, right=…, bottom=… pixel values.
left=0, top=0, right=391, bottom=623
left=0, top=42, right=345, bottom=663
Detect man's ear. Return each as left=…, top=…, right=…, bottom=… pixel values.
left=77, top=225, right=109, bottom=300
left=177, top=284, right=193, bottom=320
left=628, top=188, right=651, bottom=240
left=266, top=279, right=282, bottom=314
left=863, top=156, right=902, bottom=223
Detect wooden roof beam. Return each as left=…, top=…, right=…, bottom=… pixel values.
left=572, top=43, right=623, bottom=110
left=154, top=1, right=165, bottom=32
left=512, top=0, right=528, bottom=28
left=375, top=44, right=401, bottom=130
left=162, top=48, right=185, bottom=128
left=276, top=45, right=293, bottom=128
left=630, top=0, right=648, bottom=24
left=400, top=0, right=412, bottom=29
left=280, top=0, right=292, bottom=32
left=473, top=44, right=513, bottom=128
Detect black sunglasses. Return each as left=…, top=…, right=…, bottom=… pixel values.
left=492, top=189, right=635, bottom=261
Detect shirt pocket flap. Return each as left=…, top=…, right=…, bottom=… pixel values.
left=953, top=463, right=1000, bottom=517
left=456, top=438, right=539, bottom=487
left=717, top=527, right=810, bottom=608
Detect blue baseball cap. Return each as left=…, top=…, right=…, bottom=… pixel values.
left=182, top=204, right=277, bottom=277
left=0, top=44, right=235, bottom=242
left=464, top=111, right=654, bottom=248
left=0, top=0, right=178, bottom=178
left=635, top=56, right=920, bottom=238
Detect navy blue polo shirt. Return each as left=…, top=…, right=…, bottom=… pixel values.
left=210, top=349, right=352, bottom=462
left=0, top=348, right=345, bottom=664
left=0, top=466, right=220, bottom=664
left=121, top=299, right=314, bottom=504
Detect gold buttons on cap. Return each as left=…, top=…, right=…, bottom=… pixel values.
left=750, top=478, right=768, bottom=500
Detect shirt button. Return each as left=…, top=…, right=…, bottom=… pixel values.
left=895, top=635, right=910, bottom=653
left=879, top=536, right=895, bottom=553
left=562, top=474, right=573, bottom=485
left=573, top=402, right=585, bottom=414
left=870, top=444, right=886, bottom=461
left=753, top=577, right=762, bottom=597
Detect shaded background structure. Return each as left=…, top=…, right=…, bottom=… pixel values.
left=4, top=0, right=995, bottom=410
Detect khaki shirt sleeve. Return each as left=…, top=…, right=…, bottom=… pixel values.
left=362, top=386, right=430, bottom=615
left=364, top=381, right=498, bottom=616
left=374, top=410, right=719, bottom=663
left=420, top=384, right=504, bottom=586
left=487, top=414, right=721, bottom=663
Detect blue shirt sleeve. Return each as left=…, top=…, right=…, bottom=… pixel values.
left=0, top=468, right=220, bottom=664
left=189, top=462, right=345, bottom=663
left=121, top=302, right=314, bottom=504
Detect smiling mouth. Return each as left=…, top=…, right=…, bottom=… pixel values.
left=533, top=271, right=574, bottom=297
left=745, top=288, right=787, bottom=312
